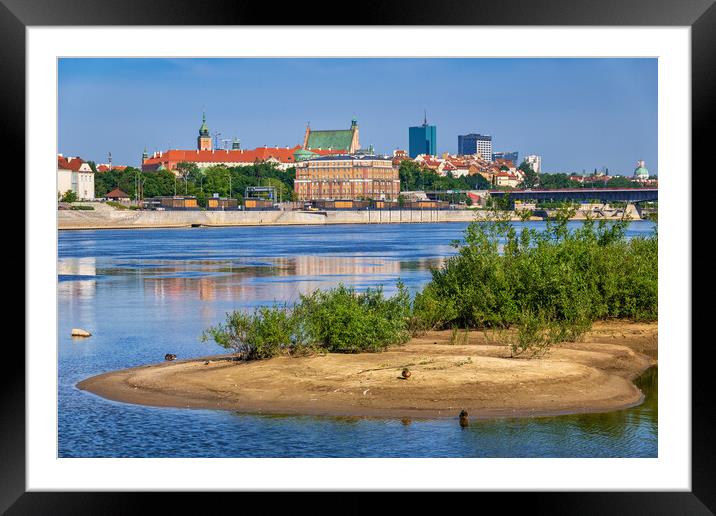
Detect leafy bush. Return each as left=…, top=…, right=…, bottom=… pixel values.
left=70, top=205, right=95, bottom=211
left=411, top=282, right=458, bottom=333
left=201, top=304, right=304, bottom=360
left=61, top=190, right=78, bottom=203
left=202, top=283, right=412, bottom=359
left=296, top=283, right=412, bottom=353
left=424, top=207, right=657, bottom=355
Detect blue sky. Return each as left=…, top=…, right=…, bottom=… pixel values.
left=58, top=58, right=657, bottom=175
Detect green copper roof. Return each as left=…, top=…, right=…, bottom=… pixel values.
left=293, top=148, right=319, bottom=161
left=634, top=166, right=649, bottom=177
left=199, top=112, right=210, bottom=137
left=306, top=128, right=355, bottom=151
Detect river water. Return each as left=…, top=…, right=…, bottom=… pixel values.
left=58, top=221, right=657, bottom=457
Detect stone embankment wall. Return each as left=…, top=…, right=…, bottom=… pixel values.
left=58, top=204, right=641, bottom=230
left=58, top=208, right=485, bottom=230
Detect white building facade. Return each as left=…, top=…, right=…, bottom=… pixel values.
left=524, top=154, right=542, bottom=173
left=57, top=155, right=95, bottom=200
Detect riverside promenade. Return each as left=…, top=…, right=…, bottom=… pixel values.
left=58, top=203, right=641, bottom=230
left=58, top=207, right=486, bottom=230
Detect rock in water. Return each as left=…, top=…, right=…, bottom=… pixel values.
left=71, top=328, right=91, bottom=337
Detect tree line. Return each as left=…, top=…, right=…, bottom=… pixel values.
left=92, top=162, right=296, bottom=207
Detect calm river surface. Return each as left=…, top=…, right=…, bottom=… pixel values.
left=58, top=221, right=657, bottom=457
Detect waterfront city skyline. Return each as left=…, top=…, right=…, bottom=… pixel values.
left=59, top=58, right=657, bottom=175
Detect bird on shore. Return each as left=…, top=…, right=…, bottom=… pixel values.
left=459, top=409, right=469, bottom=427
left=165, top=353, right=177, bottom=361
left=402, top=368, right=411, bottom=379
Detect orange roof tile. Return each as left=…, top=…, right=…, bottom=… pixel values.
left=141, top=145, right=345, bottom=169
left=57, top=155, right=88, bottom=171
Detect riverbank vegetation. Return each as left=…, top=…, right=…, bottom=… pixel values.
left=398, top=160, right=491, bottom=191
left=94, top=162, right=296, bottom=208
left=202, top=284, right=413, bottom=358
left=202, top=208, right=657, bottom=359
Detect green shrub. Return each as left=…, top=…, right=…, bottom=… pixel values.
left=70, top=205, right=95, bottom=211
left=201, top=304, right=303, bottom=360
left=411, top=282, right=458, bottom=333
left=423, top=208, right=657, bottom=355
left=61, top=190, right=78, bottom=203
left=296, top=283, right=412, bottom=353
left=202, top=283, right=412, bottom=359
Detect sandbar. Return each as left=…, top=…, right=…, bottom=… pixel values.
left=77, top=321, right=657, bottom=419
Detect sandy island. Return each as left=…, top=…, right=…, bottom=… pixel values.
left=77, top=321, right=657, bottom=420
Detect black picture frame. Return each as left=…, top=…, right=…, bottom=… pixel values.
left=7, top=0, right=711, bottom=513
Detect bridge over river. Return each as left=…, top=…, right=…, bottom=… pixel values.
left=487, top=188, right=658, bottom=204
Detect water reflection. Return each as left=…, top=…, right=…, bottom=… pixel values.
left=58, top=257, right=97, bottom=299
left=460, top=367, right=658, bottom=457
left=58, top=223, right=657, bottom=458
left=69, top=255, right=421, bottom=304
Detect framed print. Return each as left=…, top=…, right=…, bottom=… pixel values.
left=9, top=0, right=712, bottom=512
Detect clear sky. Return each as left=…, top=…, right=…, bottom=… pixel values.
left=58, top=58, right=657, bottom=175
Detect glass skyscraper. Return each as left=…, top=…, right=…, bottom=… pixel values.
left=409, top=114, right=437, bottom=158
left=458, top=133, right=492, bottom=160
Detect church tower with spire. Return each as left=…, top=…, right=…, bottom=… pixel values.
left=197, top=112, right=212, bottom=151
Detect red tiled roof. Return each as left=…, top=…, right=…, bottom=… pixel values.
left=141, top=146, right=344, bottom=168
left=97, top=165, right=127, bottom=172
left=57, top=155, right=87, bottom=171
left=493, top=158, right=515, bottom=169
left=467, top=192, right=481, bottom=201
left=106, top=188, right=130, bottom=199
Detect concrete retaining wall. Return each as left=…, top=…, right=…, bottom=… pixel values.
left=58, top=204, right=641, bottom=230
left=58, top=208, right=487, bottom=230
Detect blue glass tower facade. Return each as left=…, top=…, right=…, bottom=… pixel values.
left=458, top=133, right=492, bottom=159
left=409, top=119, right=437, bottom=158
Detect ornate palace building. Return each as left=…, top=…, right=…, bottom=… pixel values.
left=294, top=154, right=400, bottom=201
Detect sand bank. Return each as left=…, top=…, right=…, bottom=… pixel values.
left=77, top=321, right=657, bottom=419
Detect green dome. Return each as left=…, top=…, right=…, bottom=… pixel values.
left=198, top=112, right=210, bottom=137
left=293, top=148, right=318, bottom=161
left=634, top=166, right=649, bottom=178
